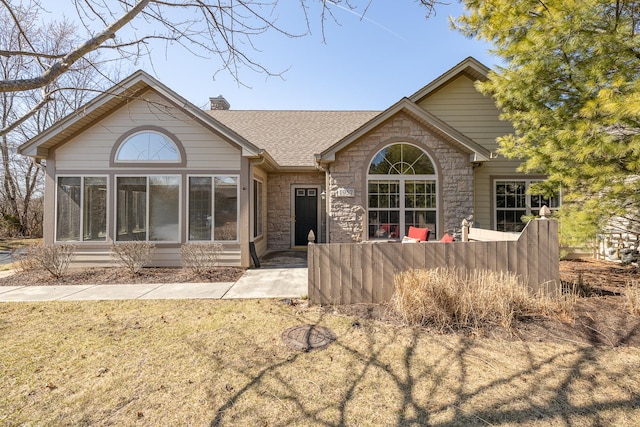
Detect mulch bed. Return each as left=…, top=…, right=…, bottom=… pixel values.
left=0, top=267, right=245, bottom=287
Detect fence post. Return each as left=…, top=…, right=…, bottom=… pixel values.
left=461, top=218, right=470, bottom=242
left=539, top=205, right=551, bottom=219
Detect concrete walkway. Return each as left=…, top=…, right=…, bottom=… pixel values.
left=0, top=266, right=308, bottom=302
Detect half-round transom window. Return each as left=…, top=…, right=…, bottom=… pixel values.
left=116, top=131, right=180, bottom=162
left=369, top=143, right=435, bottom=175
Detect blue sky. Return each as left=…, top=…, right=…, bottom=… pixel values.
left=72, top=2, right=497, bottom=111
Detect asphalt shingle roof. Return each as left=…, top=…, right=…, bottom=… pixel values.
left=207, top=110, right=380, bottom=168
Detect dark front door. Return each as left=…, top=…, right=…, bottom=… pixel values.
left=294, top=188, right=318, bottom=246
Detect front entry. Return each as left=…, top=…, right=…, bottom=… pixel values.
left=293, top=187, right=318, bottom=246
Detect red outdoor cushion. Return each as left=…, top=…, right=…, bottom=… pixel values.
left=408, top=226, right=429, bottom=242
left=440, top=233, right=454, bottom=242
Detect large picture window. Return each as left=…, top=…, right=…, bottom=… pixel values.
left=187, top=176, right=238, bottom=241
left=367, top=143, right=437, bottom=240
left=116, top=176, right=180, bottom=241
left=56, top=176, right=107, bottom=242
left=495, top=179, right=560, bottom=232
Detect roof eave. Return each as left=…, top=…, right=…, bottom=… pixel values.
left=18, top=71, right=154, bottom=156
left=248, top=150, right=280, bottom=172
left=276, top=165, right=321, bottom=173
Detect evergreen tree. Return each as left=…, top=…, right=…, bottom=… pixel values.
left=456, top=0, right=640, bottom=241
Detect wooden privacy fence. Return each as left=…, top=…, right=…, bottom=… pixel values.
left=307, top=219, right=559, bottom=305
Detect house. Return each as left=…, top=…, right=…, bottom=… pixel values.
left=18, top=57, right=559, bottom=268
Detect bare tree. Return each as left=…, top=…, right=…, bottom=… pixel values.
left=0, top=4, right=112, bottom=237
left=1, top=0, right=443, bottom=135
left=0, top=0, right=441, bottom=237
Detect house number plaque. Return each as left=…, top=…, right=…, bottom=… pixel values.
left=335, top=187, right=355, bottom=198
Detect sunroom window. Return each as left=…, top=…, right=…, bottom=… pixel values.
left=116, top=176, right=180, bottom=241
left=187, top=176, right=239, bottom=241
left=495, top=180, right=560, bottom=232
left=116, top=131, right=180, bottom=162
left=368, top=143, right=437, bottom=240
left=56, top=176, right=107, bottom=242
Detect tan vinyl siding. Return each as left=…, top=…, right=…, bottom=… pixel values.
left=68, top=245, right=242, bottom=268
left=55, top=91, right=240, bottom=170
left=417, top=75, right=513, bottom=153
left=417, top=75, right=523, bottom=229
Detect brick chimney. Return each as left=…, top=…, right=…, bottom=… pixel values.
left=209, top=95, right=230, bottom=110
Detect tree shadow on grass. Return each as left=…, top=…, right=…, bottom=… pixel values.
left=205, top=308, right=640, bottom=426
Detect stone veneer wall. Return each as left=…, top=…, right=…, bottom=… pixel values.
left=267, top=172, right=326, bottom=250
left=328, top=112, right=474, bottom=243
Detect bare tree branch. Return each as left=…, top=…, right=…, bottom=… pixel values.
left=0, top=50, right=66, bottom=59
left=417, top=0, right=446, bottom=18
left=0, top=0, right=151, bottom=93
left=0, top=89, right=53, bottom=136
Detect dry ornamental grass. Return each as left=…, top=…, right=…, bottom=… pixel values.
left=626, top=281, right=640, bottom=316
left=392, top=267, right=574, bottom=331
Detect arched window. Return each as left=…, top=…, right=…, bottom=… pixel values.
left=369, top=143, right=435, bottom=175
left=367, top=143, right=437, bottom=240
left=115, top=130, right=180, bottom=162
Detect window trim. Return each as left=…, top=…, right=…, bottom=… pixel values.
left=186, top=174, right=240, bottom=243
left=253, top=178, right=264, bottom=239
left=492, top=177, right=560, bottom=231
left=110, top=126, right=187, bottom=167
left=114, top=174, right=182, bottom=243
left=54, top=175, right=109, bottom=243
left=366, top=142, right=438, bottom=241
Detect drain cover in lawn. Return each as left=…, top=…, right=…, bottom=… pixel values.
left=282, top=324, right=336, bottom=352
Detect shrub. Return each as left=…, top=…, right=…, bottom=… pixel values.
left=17, top=243, right=76, bottom=279
left=111, top=242, right=155, bottom=275
left=392, top=267, right=574, bottom=330
left=180, top=243, right=223, bottom=277
left=0, top=214, right=21, bottom=239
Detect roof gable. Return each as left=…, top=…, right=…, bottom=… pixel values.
left=409, top=56, right=489, bottom=104
left=19, top=70, right=261, bottom=159
left=318, top=98, right=491, bottom=163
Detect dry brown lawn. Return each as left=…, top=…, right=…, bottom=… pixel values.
left=2, top=296, right=640, bottom=426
